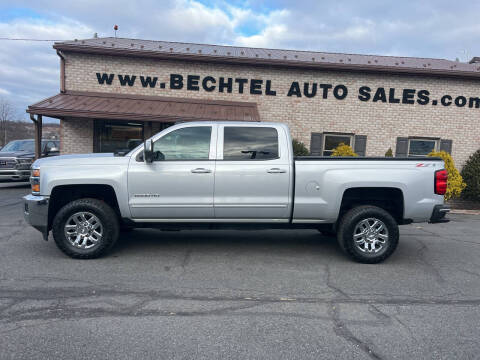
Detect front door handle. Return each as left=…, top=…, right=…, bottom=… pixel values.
left=267, top=168, right=286, bottom=174
left=191, top=168, right=212, bottom=173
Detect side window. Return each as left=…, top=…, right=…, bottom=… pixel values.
left=223, top=127, right=279, bottom=160
left=42, top=141, right=54, bottom=152
left=153, top=126, right=211, bottom=160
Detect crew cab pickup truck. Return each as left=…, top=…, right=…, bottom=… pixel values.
left=23, top=122, right=450, bottom=263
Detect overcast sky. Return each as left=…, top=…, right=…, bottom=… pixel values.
left=1, top=0, right=479, bottom=121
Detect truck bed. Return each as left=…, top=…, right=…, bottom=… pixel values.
left=292, top=156, right=445, bottom=224
left=294, top=156, right=442, bottom=161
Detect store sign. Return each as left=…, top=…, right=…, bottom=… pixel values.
left=96, top=73, right=480, bottom=109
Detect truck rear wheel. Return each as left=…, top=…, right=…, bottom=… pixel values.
left=52, top=198, right=119, bottom=259
left=337, top=205, right=399, bottom=263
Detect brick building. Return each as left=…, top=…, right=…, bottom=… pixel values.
left=28, top=37, right=480, bottom=166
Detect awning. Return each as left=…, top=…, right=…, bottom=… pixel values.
left=27, top=91, right=260, bottom=122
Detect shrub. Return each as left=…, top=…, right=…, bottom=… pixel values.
left=461, top=149, right=480, bottom=201
left=292, top=138, right=309, bottom=156
left=331, top=143, right=358, bottom=157
left=428, top=151, right=466, bottom=200
left=385, top=148, right=393, bottom=157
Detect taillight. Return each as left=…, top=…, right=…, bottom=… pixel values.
left=435, top=169, right=448, bottom=195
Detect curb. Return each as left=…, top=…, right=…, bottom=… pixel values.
left=450, top=209, right=480, bottom=215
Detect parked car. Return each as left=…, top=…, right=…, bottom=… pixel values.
left=0, top=139, right=59, bottom=181
left=23, top=122, right=449, bottom=263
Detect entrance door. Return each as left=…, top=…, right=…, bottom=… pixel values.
left=128, top=124, right=216, bottom=220
left=214, top=125, right=292, bottom=221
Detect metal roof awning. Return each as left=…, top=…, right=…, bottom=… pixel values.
left=52, top=37, right=480, bottom=79
left=27, top=91, right=260, bottom=122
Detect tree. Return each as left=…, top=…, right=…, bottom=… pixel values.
left=0, top=98, right=15, bottom=147
left=331, top=143, right=358, bottom=157
left=461, top=149, right=480, bottom=201
left=292, top=138, right=309, bottom=156
left=385, top=148, right=393, bottom=157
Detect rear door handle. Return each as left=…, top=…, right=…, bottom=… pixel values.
left=267, top=168, right=286, bottom=173
left=191, top=168, right=212, bottom=173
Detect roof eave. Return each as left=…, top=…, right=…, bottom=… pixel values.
left=26, top=91, right=260, bottom=122
left=53, top=43, right=480, bottom=80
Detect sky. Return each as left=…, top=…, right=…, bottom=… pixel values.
left=0, top=0, right=479, bottom=122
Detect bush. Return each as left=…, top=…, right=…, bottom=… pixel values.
left=428, top=151, right=466, bottom=200
left=292, top=138, right=309, bottom=156
left=331, top=143, right=358, bottom=157
left=461, top=149, right=480, bottom=201
left=385, top=148, right=393, bottom=157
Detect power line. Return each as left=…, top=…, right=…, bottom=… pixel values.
left=0, top=37, right=68, bottom=42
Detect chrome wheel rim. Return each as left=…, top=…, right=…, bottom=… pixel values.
left=353, top=217, right=389, bottom=253
left=64, top=212, right=103, bottom=249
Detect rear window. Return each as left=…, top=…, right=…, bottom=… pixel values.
left=223, top=127, right=279, bottom=160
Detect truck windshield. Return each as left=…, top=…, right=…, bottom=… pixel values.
left=0, top=140, right=35, bottom=152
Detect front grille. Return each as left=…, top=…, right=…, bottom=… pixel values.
left=0, top=158, right=17, bottom=169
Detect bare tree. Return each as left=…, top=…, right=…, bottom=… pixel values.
left=0, top=98, right=15, bottom=146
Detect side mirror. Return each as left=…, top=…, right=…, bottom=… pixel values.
left=144, top=139, right=154, bottom=163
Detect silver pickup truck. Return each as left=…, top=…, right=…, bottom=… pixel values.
left=23, top=121, right=450, bottom=263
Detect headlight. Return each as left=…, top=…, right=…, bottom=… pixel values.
left=30, top=167, right=40, bottom=194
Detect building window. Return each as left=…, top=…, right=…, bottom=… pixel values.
left=396, top=137, right=452, bottom=157
left=322, top=133, right=353, bottom=156
left=408, top=138, right=438, bottom=157
left=95, top=120, right=144, bottom=154
left=310, top=132, right=367, bottom=156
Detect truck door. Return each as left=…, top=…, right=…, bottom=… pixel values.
left=128, top=124, right=216, bottom=220
left=214, top=125, right=292, bottom=221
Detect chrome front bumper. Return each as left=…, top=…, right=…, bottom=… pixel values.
left=23, top=194, right=49, bottom=240
left=0, top=169, right=30, bottom=181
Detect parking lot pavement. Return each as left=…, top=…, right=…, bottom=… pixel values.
left=1, top=185, right=479, bottom=359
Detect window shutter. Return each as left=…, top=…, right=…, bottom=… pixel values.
left=310, top=133, right=323, bottom=156
left=353, top=135, right=367, bottom=156
left=439, top=139, right=452, bottom=154
left=395, top=137, right=409, bottom=157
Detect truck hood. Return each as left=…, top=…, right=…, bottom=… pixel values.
left=33, top=153, right=130, bottom=167
left=0, top=151, right=35, bottom=159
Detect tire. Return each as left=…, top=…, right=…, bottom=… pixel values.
left=52, top=198, right=119, bottom=259
left=337, top=205, right=399, bottom=264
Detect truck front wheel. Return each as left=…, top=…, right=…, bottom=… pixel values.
left=52, top=198, right=119, bottom=259
left=337, top=205, right=399, bottom=264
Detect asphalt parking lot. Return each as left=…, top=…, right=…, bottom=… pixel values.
left=1, top=183, right=479, bottom=359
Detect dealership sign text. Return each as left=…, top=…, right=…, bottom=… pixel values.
left=96, top=73, right=480, bottom=109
